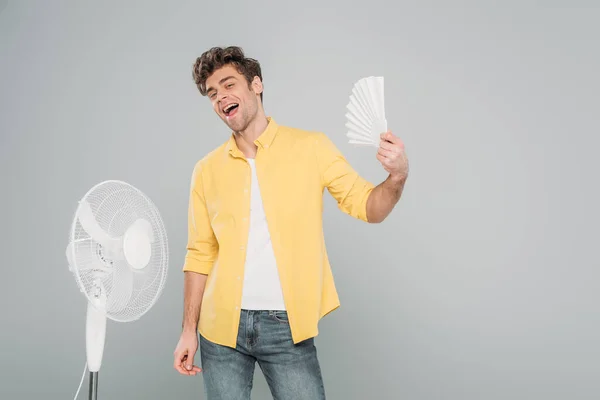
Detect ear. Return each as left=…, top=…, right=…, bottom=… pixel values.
left=251, top=76, right=263, bottom=95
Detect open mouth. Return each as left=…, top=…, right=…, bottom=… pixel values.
left=223, top=103, right=239, bottom=117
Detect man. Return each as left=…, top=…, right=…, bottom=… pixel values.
left=173, top=46, right=409, bottom=399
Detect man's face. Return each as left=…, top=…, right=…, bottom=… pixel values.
left=205, top=64, right=262, bottom=132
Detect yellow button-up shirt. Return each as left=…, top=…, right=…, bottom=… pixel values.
left=183, top=117, right=375, bottom=348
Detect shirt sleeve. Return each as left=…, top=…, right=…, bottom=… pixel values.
left=182, top=161, right=219, bottom=275
left=315, top=132, right=375, bottom=222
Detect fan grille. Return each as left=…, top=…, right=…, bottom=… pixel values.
left=68, top=180, right=168, bottom=322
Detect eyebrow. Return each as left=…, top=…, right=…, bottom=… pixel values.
left=206, top=76, right=236, bottom=94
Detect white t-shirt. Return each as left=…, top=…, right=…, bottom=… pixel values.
left=240, top=158, right=286, bottom=310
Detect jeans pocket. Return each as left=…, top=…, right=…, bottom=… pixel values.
left=270, top=310, right=289, bottom=324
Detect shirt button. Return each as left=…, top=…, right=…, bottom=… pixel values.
left=243, top=217, right=248, bottom=222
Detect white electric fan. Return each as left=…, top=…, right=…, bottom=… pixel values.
left=66, top=180, right=169, bottom=400
left=345, top=76, right=388, bottom=147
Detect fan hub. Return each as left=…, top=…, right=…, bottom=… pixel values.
left=123, top=219, right=152, bottom=270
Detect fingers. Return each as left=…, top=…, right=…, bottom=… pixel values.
left=174, top=348, right=202, bottom=376
left=379, top=140, right=394, bottom=151
left=174, top=350, right=189, bottom=375
left=380, top=131, right=397, bottom=144
left=379, top=140, right=404, bottom=153
left=380, top=131, right=405, bottom=149
left=376, top=152, right=392, bottom=168
left=377, top=146, right=394, bottom=159
left=189, top=365, right=202, bottom=374
left=377, top=131, right=409, bottom=178
left=185, top=355, right=199, bottom=374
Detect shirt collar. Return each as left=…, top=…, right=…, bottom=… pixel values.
left=226, top=116, right=279, bottom=158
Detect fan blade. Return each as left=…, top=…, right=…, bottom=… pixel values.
left=352, top=79, right=373, bottom=119
left=105, top=262, right=134, bottom=314
left=66, top=241, right=76, bottom=271
left=352, top=84, right=375, bottom=122
left=77, top=199, right=121, bottom=251
left=345, top=121, right=372, bottom=139
left=349, top=139, right=378, bottom=147
left=347, top=130, right=374, bottom=142
left=347, top=96, right=371, bottom=129
left=371, top=117, right=388, bottom=139
left=356, top=79, right=377, bottom=121
left=367, top=76, right=385, bottom=120
left=367, top=77, right=382, bottom=118
left=345, top=109, right=371, bottom=134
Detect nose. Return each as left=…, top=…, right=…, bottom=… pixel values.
left=217, top=91, right=228, bottom=103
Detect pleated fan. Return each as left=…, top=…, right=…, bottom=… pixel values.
left=345, top=76, right=387, bottom=147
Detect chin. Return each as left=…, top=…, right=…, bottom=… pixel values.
left=224, top=119, right=241, bottom=132
left=230, top=115, right=248, bottom=128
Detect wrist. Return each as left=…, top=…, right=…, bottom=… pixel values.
left=388, top=173, right=406, bottom=186
left=182, top=325, right=198, bottom=335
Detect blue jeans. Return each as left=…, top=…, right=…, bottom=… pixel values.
left=199, top=309, right=326, bottom=399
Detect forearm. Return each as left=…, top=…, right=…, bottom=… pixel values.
left=182, top=271, right=208, bottom=334
left=366, top=173, right=407, bottom=223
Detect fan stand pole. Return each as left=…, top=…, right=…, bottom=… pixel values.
left=88, top=371, right=98, bottom=400
left=86, top=301, right=106, bottom=400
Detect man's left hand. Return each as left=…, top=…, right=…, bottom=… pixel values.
left=376, top=131, right=409, bottom=182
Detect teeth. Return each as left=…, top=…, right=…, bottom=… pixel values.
left=224, top=104, right=238, bottom=113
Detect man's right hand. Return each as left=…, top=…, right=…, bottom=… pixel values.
left=173, top=330, right=202, bottom=376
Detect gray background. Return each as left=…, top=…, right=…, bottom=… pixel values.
left=1, top=1, right=599, bottom=399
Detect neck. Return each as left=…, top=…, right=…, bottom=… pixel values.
left=233, top=110, right=268, bottom=158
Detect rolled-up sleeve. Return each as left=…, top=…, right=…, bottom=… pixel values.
left=315, top=132, right=375, bottom=222
left=183, top=162, right=218, bottom=275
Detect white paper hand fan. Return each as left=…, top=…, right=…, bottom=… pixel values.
left=345, top=76, right=387, bottom=147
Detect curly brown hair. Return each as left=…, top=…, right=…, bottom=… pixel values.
left=192, top=46, right=263, bottom=102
